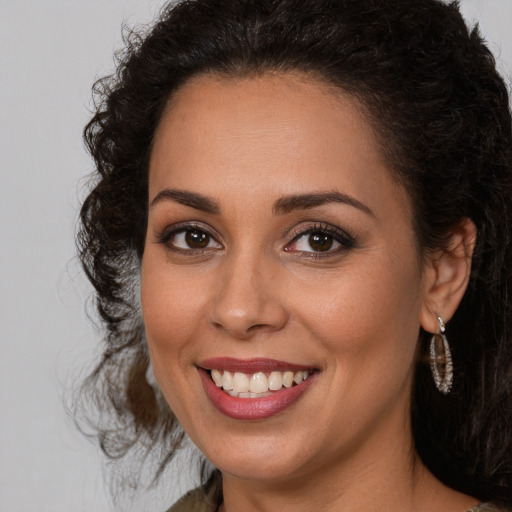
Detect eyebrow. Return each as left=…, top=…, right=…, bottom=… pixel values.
left=273, top=191, right=374, bottom=216
left=150, top=189, right=221, bottom=214
left=150, top=188, right=373, bottom=217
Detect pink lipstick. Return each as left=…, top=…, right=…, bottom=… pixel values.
left=197, top=358, right=319, bottom=421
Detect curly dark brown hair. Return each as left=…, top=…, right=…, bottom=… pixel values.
left=77, top=0, right=512, bottom=505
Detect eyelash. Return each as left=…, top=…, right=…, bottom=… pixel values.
left=156, top=221, right=355, bottom=257
left=284, top=222, right=356, bottom=258
left=156, top=222, right=222, bottom=255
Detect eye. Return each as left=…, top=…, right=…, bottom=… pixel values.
left=295, top=232, right=339, bottom=252
left=175, top=229, right=212, bottom=249
left=158, top=225, right=223, bottom=252
left=290, top=231, right=341, bottom=253
left=285, top=223, right=355, bottom=255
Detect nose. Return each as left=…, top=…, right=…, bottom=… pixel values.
left=208, top=251, right=289, bottom=340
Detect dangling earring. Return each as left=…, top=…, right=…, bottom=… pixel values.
left=429, top=315, right=453, bottom=394
left=146, top=360, right=159, bottom=389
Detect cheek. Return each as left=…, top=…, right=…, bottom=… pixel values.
left=140, top=258, right=204, bottom=419
left=140, top=253, right=206, bottom=380
left=289, top=251, right=423, bottom=370
left=294, top=259, right=423, bottom=438
left=142, top=285, right=197, bottom=345
left=141, top=248, right=207, bottom=336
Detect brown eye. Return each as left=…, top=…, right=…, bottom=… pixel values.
left=284, top=224, right=354, bottom=255
left=185, top=229, right=210, bottom=248
left=308, top=233, right=333, bottom=252
left=160, top=226, right=222, bottom=252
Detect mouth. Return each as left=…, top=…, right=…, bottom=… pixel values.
left=197, top=358, right=319, bottom=420
left=208, top=368, right=314, bottom=398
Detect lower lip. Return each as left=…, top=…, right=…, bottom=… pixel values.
left=198, top=368, right=319, bottom=420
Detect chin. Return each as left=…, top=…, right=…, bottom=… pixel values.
left=194, top=427, right=317, bottom=483
left=213, top=452, right=308, bottom=483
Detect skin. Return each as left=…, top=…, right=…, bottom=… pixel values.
left=141, top=72, right=477, bottom=512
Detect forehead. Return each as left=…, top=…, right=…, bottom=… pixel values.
left=148, top=72, right=410, bottom=219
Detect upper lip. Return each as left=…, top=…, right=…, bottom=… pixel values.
left=198, top=357, right=317, bottom=374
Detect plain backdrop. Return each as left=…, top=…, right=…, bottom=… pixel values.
left=1, top=1, right=511, bottom=511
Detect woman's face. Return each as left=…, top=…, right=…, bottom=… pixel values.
left=141, top=73, right=432, bottom=484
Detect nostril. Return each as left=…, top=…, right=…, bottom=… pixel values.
left=247, top=323, right=270, bottom=332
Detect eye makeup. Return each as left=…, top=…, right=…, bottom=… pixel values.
left=155, top=218, right=357, bottom=262
left=284, top=221, right=356, bottom=258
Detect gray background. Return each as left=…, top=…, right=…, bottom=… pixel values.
left=1, top=1, right=511, bottom=510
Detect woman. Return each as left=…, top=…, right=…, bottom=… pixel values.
left=78, top=0, right=512, bottom=510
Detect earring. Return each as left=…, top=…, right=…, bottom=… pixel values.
left=146, top=360, right=159, bottom=389
left=429, top=316, right=453, bottom=394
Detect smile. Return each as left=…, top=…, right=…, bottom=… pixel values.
left=210, top=369, right=312, bottom=398
left=198, top=358, right=319, bottom=420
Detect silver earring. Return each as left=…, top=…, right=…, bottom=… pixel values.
left=429, top=316, right=453, bottom=394
left=146, top=360, right=159, bottom=389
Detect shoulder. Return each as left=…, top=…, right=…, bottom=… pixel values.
left=166, top=488, right=217, bottom=512
left=166, top=496, right=512, bottom=512
left=467, top=504, right=512, bottom=512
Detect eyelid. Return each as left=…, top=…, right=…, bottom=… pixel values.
left=284, top=221, right=356, bottom=253
left=156, top=221, right=223, bottom=250
left=155, top=220, right=355, bottom=256
left=286, top=221, right=355, bottom=242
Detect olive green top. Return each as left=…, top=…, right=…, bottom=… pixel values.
left=167, top=489, right=511, bottom=512
left=167, top=489, right=215, bottom=512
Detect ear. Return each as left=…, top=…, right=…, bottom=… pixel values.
left=419, top=218, right=477, bottom=333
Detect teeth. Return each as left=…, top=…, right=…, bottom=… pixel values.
left=283, top=371, right=294, bottom=388
left=268, top=371, right=283, bottom=391
left=221, top=370, right=233, bottom=390
left=211, top=369, right=223, bottom=387
left=294, top=370, right=308, bottom=384
left=232, top=372, right=250, bottom=393
left=238, top=392, right=274, bottom=398
left=210, top=368, right=313, bottom=397
left=249, top=372, right=268, bottom=393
